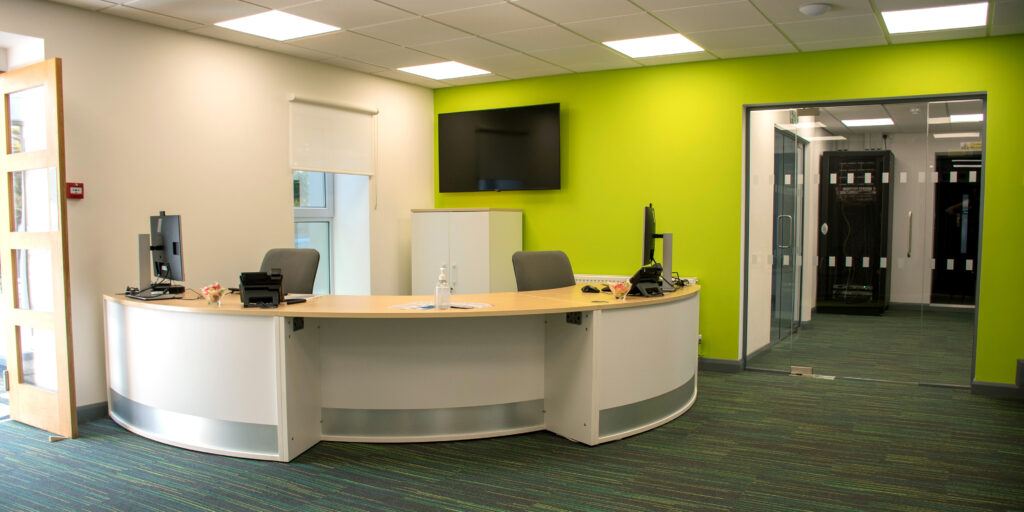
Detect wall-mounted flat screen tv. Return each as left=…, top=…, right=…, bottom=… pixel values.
left=438, top=103, right=560, bottom=192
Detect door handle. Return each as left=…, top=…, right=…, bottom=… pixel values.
left=907, top=211, right=913, bottom=258
left=777, top=215, right=793, bottom=249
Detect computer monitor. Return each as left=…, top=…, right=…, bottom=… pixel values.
left=150, top=211, right=184, bottom=282
left=642, top=204, right=657, bottom=266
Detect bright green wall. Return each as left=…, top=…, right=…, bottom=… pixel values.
left=434, top=35, right=1024, bottom=384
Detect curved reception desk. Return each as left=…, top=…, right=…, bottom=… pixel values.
left=103, top=285, right=700, bottom=461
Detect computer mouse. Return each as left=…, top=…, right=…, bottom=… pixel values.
left=601, top=285, right=611, bottom=292
left=581, top=285, right=600, bottom=293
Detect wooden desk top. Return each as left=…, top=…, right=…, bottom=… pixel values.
left=103, top=285, right=700, bottom=319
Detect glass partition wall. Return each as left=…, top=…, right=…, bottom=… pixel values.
left=744, top=96, right=984, bottom=387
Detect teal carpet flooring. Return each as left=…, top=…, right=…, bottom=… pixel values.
left=1, top=371, right=1022, bottom=511
left=748, top=309, right=975, bottom=385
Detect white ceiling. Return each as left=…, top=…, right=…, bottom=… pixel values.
left=46, top=0, right=1024, bottom=88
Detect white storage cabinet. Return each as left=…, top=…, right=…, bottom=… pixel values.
left=411, top=209, right=522, bottom=295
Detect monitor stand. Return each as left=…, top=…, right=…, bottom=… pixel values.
left=660, top=233, right=676, bottom=292
left=138, top=233, right=151, bottom=291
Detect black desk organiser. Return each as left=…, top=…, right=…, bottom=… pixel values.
left=629, top=263, right=665, bottom=297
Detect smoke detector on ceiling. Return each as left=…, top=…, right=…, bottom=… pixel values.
left=799, top=3, right=833, bottom=16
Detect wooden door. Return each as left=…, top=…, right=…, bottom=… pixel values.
left=0, top=58, right=76, bottom=438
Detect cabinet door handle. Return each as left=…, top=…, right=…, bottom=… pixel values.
left=907, top=211, right=913, bottom=258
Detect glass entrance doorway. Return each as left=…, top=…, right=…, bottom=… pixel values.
left=745, top=96, right=984, bottom=387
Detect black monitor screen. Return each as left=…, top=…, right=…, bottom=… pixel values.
left=150, top=213, right=184, bottom=282
left=438, top=103, right=560, bottom=192
left=642, top=204, right=657, bottom=266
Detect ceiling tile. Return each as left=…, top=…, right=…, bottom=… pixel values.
left=460, top=52, right=569, bottom=79
left=261, top=40, right=337, bottom=61
left=654, top=1, right=770, bottom=33
left=487, top=25, right=591, bottom=52
left=687, top=25, right=788, bottom=51
left=243, top=0, right=315, bottom=8
left=284, top=0, right=415, bottom=29
left=748, top=0, right=875, bottom=24
left=373, top=68, right=448, bottom=87
left=412, top=36, right=516, bottom=60
left=873, top=0, right=981, bottom=11
left=441, top=73, right=508, bottom=86
left=890, top=26, right=987, bottom=44
left=319, top=55, right=388, bottom=74
left=104, top=5, right=203, bottom=30
left=797, top=36, right=885, bottom=52
left=776, top=13, right=883, bottom=43
left=713, top=44, right=796, bottom=59
left=633, top=51, right=715, bottom=65
left=187, top=25, right=279, bottom=46
left=430, top=3, right=551, bottom=35
left=289, top=30, right=439, bottom=68
left=380, top=0, right=503, bottom=16
left=992, top=0, right=1024, bottom=36
left=631, top=0, right=723, bottom=10
left=124, top=0, right=266, bottom=24
left=49, top=0, right=116, bottom=10
left=511, top=0, right=641, bottom=24
left=532, top=43, right=640, bottom=72
left=352, top=17, right=469, bottom=46
left=563, top=12, right=674, bottom=41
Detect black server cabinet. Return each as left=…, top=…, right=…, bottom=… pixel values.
left=817, top=150, right=894, bottom=315
left=931, top=152, right=981, bottom=305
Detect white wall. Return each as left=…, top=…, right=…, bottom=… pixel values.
left=1, top=0, right=435, bottom=407
left=746, top=109, right=785, bottom=356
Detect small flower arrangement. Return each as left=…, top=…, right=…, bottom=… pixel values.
left=607, top=281, right=631, bottom=300
left=201, top=282, right=228, bottom=305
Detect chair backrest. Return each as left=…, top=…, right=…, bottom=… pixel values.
left=512, top=250, right=576, bottom=291
left=260, top=248, right=320, bottom=295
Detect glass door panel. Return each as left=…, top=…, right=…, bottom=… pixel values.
left=7, top=85, right=46, bottom=154
left=17, top=326, right=56, bottom=393
left=771, top=129, right=803, bottom=345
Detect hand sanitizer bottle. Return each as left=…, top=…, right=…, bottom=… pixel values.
left=434, top=265, right=451, bottom=310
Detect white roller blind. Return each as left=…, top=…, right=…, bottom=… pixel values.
left=290, top=100, right=375, bottom=175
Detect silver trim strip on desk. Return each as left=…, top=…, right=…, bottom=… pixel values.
left=598, top=377, right=696, bottom=437
left=322, top=399, right=545, bottom=438
left=109, top=390, right=279, bottom=455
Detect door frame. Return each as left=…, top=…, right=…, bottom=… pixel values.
left=740, top=92, right=987, bottom=384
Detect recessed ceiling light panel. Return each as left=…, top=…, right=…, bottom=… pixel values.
left=950, top=113, right=984, bottom=123
left=933, top=132, right=981, bottom=138
left=841, top=118, right=895, bottom=127
left=881, top=2, right=988, bottom=34
left=603, top=34, right=704, bottom=58
left=398, top=61, right=491, bottom=80
left=808, top=135, right=847, bottom=141
left=216, top=10, right=340, bottom=41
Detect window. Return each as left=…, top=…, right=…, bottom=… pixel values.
left=289, top=98, right=376, bottom=295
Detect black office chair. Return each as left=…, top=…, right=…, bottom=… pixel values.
left=260, top=248, right=320, bottom=295
left=512, top=250, right=576, bottom=291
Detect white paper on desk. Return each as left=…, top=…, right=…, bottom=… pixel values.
left=390, top=302, right=435, bottom=310
left=450, top=302, right=492, bottom=309
left=285, top=293, right=318, bottom=300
